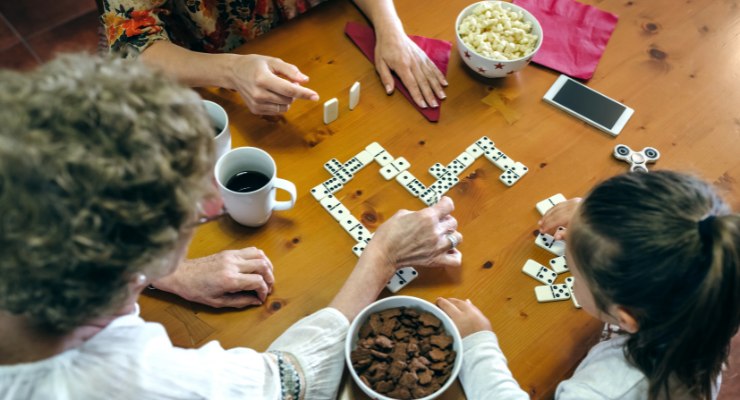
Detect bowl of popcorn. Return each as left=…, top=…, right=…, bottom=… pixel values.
left=456, top=1, right=543, bottom=78
left=346, top=296, right=463, bottom=400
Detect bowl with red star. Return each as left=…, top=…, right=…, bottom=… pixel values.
left=456, top=1, right=543, bottom=78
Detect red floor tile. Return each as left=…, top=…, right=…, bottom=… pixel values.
left=0, top=42, right=40, bottom=70
left=0, top=0, right=97, bottom=38
left=0, top=15, right=19, bottom=51
left=27, top=10, right=101, bottom=62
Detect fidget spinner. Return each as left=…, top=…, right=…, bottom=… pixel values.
left=613, top=145, right=660, bottom=173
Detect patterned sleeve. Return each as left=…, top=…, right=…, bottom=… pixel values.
left=100, top=0, right=171, bottom=59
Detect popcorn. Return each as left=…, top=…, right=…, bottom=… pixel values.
left=458, top=2, right=538, bottom=61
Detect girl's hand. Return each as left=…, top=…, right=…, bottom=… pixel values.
left=436, top=298, right=492, bottom=339
left=538, top=198, right=582, bottom=240
left=228, top=54, right=319, bottom=115
left=374, top=28, right=447, bottom=109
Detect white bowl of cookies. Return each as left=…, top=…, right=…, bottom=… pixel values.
left=456, top=1, right=543, bottom=78
left=345, top=296, right=463, bottom=400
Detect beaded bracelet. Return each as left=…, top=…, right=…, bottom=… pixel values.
left=269, top=351, right=302, bottom=400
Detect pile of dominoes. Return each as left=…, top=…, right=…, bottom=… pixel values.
left=524, top=194, right=580, bottom=308
left=311, top=137, right=528, bottom=294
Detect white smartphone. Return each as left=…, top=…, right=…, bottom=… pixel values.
left=543, top=75, right=634, bottom=137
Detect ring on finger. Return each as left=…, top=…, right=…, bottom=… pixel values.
left=276, top=103, right=281, bottom=113
left=445, top=234, right=458, bottom=250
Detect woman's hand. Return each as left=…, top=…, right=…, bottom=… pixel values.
left=329, top=197, right=462, bottom=321
left=436, top=298, right=492, bottom=339
left=375, top=28, right=448, bottom=109
left=539, top=198, right=582, bottom=240
left=151, top=247, right=274, bottom=308
left=368, top=196, right=462, bottom=276
left=228, top=54, right=319, bottom=115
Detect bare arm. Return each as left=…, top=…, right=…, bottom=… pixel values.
left=139, top=41, right=319, bottom=115
left=139, top=41, right=238, bottom=89
left=352, top=0, right=404, bottom=33
left=328, top=250, right=397, bottom=322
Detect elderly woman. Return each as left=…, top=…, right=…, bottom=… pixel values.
left=101, top=0, right=448, bottom=115
left=0, top=55, right=462, bottom=399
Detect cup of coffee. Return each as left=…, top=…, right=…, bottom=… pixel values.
left=215, top=147, right=297, bottom=227
left=203, top=100, right=231, bottom=160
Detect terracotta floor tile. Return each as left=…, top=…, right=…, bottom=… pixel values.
left=27, top=10, right=101, bottom=62
left=0, top=0, right=97, bottom=38
left=0, top=43, right=40, bottom=71
left=0, top=14, right=19, bottom=51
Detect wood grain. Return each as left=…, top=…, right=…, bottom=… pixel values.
left=138, top=0, right=740, bottom=398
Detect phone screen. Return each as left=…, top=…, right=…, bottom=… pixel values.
left=552, top=80, right=626, bottom=130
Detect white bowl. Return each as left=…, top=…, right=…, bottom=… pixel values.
left=455, top=1, right=544, bottom=78
left=345, top=296, right=463, bottom=400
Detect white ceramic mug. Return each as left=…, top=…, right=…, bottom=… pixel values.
left=203, top=100, right=231, bottom=160
left=215, top=147, right=297, bottom=227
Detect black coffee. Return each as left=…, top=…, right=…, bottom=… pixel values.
left=214, top=125, right=223, bottom=136
left=225, top=171, right=270, bottom=193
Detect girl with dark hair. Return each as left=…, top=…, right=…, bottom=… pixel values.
left=437, top=171, right=739, bottom=400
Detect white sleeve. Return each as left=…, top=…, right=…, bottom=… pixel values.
left=267, top=307, right=350, bottom=400
left=458, top=331, right=530, bottom=400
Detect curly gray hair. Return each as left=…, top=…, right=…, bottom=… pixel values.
left=0, top=54, right=215, bottom=332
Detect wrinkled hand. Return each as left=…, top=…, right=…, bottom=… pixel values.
left=436, top=298, right=492, bottom=339
left=369, top=196, right=462, bottom=271
left=229, top=54, right=319, bottom=115
left=538, top=198, right=582, bottom=240
left=153, top=247, right=274, bottom=308
left=375, top=28, right=447, bottom=109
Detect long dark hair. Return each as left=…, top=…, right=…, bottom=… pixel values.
left=569, top=171, right=740, bottom=399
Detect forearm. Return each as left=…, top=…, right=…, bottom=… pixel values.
left=352, top=0, right=404, bottom=33
left=328, top=248, right=397, bottom=322
left=139, top=41, right=239, bottom=89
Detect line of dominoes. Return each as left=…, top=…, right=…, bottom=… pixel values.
left=522, top=194, right=580, bottom=308
left=310, top=138, right=529, bottom=294
left=312, top=143, right=417, bottom=293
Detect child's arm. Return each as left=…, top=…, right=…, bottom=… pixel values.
left=437, top=298, right=530, bottom=400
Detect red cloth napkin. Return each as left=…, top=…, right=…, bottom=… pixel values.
left=345, top=21, right=451, bottom=122
left=513, top=0, right=618, bottom=79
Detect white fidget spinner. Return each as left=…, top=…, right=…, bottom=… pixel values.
left=613, top=145, right=660, bottom=173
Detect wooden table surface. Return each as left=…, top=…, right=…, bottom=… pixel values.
left=138, top=0, right=740, bottom=398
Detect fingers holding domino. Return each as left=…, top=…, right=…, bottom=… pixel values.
left=538, top=198, right=583, bottom=239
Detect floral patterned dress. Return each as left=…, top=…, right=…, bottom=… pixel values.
left=100, top=0, right=329, bottom=58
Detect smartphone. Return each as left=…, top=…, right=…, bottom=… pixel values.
left=543, top=75, right=634, bottom=136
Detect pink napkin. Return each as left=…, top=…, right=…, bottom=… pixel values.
left=345, top=21, right=451, bottom=122
left=513, top=0, right=618, bottom=79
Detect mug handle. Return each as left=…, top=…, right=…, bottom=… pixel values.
left=272, top=178, right=297, bottom=211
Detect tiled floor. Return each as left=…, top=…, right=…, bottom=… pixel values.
left=0, top=0, right=100, bottom=71
left=0, top=1, right=739, bottom=398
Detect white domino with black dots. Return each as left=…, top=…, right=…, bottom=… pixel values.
left=352, top=242, right=366, bottom=258
left=522, top=260, right=557, bottom=285
left=380, top=157, right=410, bottom=180
left=387, top=267, right=418, bottom=294
left=535, top=228, right=566, bottom=257
left=500, top=162, right=528, bottom=187
left=536, top=194, right=567, bottom=216
left=565, top=277, right=581, bottom=308
left=535, top=284, right=571, bottom=303
left=549, top=256, right=568, bottom=274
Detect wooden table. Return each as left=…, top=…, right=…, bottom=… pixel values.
left=139, top=0, right=740, bottom=398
